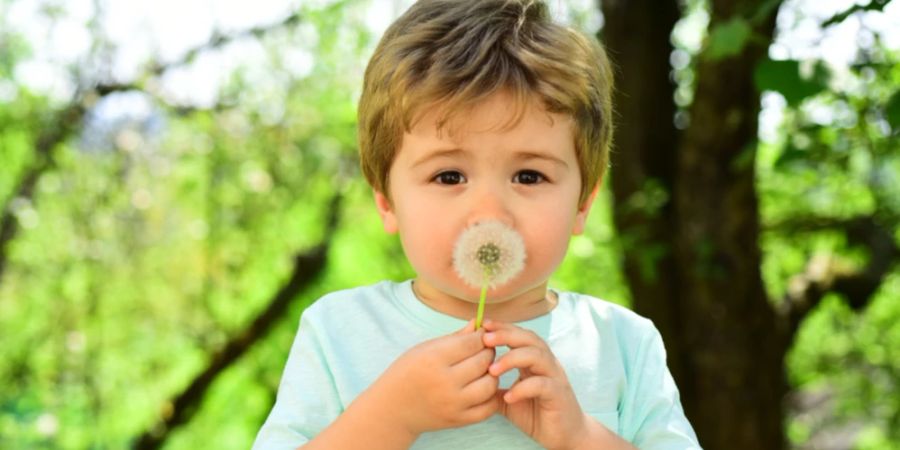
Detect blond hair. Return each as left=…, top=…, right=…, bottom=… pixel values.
left=358, top=0, right=614, bottom=204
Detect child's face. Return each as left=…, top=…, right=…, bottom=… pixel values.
left=374, top=92, right=597, bottom=308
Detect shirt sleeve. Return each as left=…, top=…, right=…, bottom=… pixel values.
left=251, top=309, right=343, bottom=450
left=618, top=323, right=702, bottom=449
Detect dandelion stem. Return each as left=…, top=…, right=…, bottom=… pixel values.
left=476, top=271, right=488, bottom=329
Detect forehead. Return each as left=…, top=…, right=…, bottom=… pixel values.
left=406, top=92, right=574, bottom=148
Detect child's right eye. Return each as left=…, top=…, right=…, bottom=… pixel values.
left=433, top=170, right=466, bottom=185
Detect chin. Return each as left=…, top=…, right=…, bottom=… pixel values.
left=421, top=267, right=546, bottom=302
left=465, top=278, right=540, bottom=303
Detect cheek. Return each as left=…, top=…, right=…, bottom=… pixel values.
left=395, top=205, right=457, bottom=263
left=529, top=228, right=571, bottom=262
left=401, top=231, right=447, bottom=260
left=521, top=212, right=577, bottom=265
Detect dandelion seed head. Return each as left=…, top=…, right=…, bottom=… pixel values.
left=477, top=243, right=501, bottom=269
left=453, top=221, right=526, bottom=289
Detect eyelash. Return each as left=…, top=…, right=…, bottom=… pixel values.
left=430, top=170, right=547, bottom=185
left=432, top=170, right=466, bottom=185
left=512, top=170, right=546, bottom=185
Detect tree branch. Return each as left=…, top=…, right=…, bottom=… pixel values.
left=0, top=103, right=84, bottom=283
left=131, top=193, right=342, bottom=450
left=88, top=9, right=305, bottom=96
left=822, top=0, right=893, bottom=28
left=780, top=215, right=899, bottom=338
left=146, top=10, right=304, bottom=80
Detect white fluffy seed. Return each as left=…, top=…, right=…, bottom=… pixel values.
left=452, top=221, right=526, bottom=289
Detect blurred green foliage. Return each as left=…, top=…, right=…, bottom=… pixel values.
left=0, top=0, right=898, bottom=449
left=758, top=42, right=900, bottom=450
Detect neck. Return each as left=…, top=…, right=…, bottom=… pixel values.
left=411, top=279, right=558, bottom=323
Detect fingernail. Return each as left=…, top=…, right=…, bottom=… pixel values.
left=484, top=332, right=495, bottom=343
left=489, top=362, right=500, bottom=374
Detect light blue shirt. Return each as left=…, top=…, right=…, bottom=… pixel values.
left=252, top=280, right=701, bottom=449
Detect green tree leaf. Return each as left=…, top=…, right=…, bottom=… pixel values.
left=706, top=18, right=752, bottom=60
left=754, top=59, right=829, bottom=106
left=885, top=90, right=900, bottom=131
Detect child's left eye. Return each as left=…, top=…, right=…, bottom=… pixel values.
left=512, top=170, right=546, bottom=185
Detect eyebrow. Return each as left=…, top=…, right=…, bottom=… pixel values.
left=409, top=148, right=569, bottom=169
left=410, top=148, right=467, bottom=168
left=514, top=151, right=569, bottom=169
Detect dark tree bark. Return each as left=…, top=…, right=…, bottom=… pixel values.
left=598, top=0, right=686, bottom=394
left=671, top=1, right=785, bottom=447
left=601, top=1, right=786, bottom=449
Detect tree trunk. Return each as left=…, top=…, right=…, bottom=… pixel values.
left=601, top=1, right=788, bottom=449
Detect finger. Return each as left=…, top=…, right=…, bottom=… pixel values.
left=459, top=388, right=502, bottom=424
left=481, top=318, right=522, bottom=332
left=488, top=346, right=557, bottom=378
left=503, top=375, right=555, bottom=404
left=438, top=328, right=485, bottom=364
left=450, top=347, right=495, bottom=381
left=460, top=371, right=499, bottom=405
left=482, top=325, right=547, bottom=352
left=481, top=318, right=505, bottom=330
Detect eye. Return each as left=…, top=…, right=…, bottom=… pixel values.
left=433, top=170, right=466, bottom=185
left=513, top=170, right=546, bottom=185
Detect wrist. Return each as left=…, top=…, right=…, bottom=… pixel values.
left=354, top=383, right=420, bottom=445
left=570, top=413, right=634, bottom=450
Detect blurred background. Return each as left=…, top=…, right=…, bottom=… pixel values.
left=0, top=0, right=898, bottom=448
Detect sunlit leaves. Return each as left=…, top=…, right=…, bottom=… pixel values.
left=0, top=1, right=373, bottom=448
left=761, top=45, right=900, bottom=448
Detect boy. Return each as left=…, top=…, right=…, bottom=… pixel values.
left=253, top=0, right=701, bottom=448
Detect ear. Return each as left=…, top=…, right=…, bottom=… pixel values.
left=373, top=191, right=399, bottom=234
left=572, top=185, right=600, bottom=235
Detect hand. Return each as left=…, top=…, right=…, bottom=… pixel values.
left=369, top=319, right=501, bottom=437
left=482, top=319, right=591, bottom=450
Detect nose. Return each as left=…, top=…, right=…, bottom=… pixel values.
left=466, top=184, right=514, bottom=228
